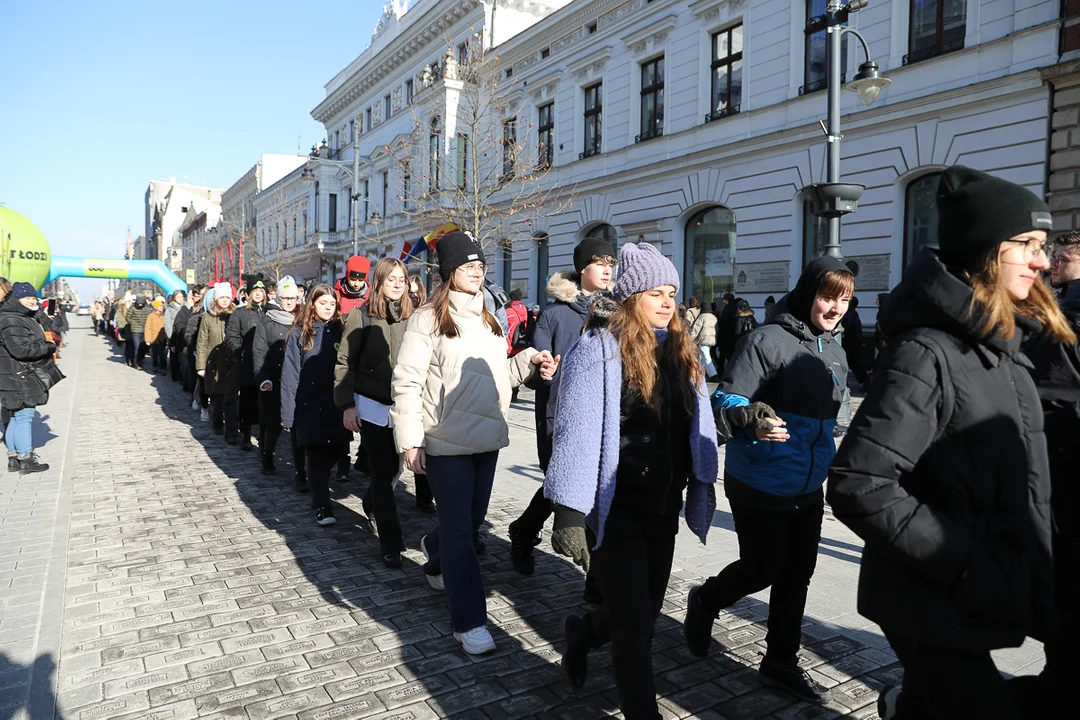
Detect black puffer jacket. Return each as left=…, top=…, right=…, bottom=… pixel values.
left=225, top=304, right=267, bottom=387
left=252, top=308, right=296, bottom=386
left=0, top=299, right=57, bottom=411
left=827, top=249, right=1054, bottom=651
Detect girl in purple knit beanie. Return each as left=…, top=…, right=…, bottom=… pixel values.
left=545, top=242, right=718, bottom=720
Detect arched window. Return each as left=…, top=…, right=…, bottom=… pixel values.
left=584, top=223, right=617, bottom=251
left=535, top=233, right=550, bottom=307
left=904, top=172, right=942, bottom=269
left=684, top=206, right=736, bottom=303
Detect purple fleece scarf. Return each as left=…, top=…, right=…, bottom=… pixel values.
left=544, top=328, right=718, bottom=548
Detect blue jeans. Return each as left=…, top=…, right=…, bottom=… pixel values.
left=423, top=451, right=499, bottom=633
left=5, top=408, right=35, bottom=456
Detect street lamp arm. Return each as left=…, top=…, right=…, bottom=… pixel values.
left=838, top=27, right=871, bottom=63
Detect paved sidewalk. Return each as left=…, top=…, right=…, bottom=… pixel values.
left=0, top=318, right=1043, bottom=720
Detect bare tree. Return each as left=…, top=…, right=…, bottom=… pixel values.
left=385, top=35, right=573, bottom=269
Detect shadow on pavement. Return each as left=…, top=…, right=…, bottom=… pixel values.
left=133, top=344, right=897, bottom=719
left=0, top=653, right=62, bottom=720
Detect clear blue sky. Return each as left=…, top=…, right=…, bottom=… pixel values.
left=0, top=0, right=383, bottom=298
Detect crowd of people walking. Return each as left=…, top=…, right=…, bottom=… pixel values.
left=13, top=164, right=1076, bottom=719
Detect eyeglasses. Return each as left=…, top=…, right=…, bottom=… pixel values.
left=457, top=262, right=486, bottom=276
left=1049, top=254, right=1079, bottom=267
left=1005, top=237, right=1049, bottom=262
left=279, top=296, right=298, bottom=301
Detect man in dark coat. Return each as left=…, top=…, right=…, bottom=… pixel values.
left=508, top=235, right=615, bottom=575
left=225, top=275, right=268, bottom=450
left=124, top=295, right=154, bottom=369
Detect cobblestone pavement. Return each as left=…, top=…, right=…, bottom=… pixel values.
left=1, top=319, right=1044, bottom=720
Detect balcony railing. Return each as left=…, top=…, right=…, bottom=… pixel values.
left=635, top=125, right=664, bottom=144
left=704, top=105, right=740, bottom=123
left=903, top=38, right=964, bottom=66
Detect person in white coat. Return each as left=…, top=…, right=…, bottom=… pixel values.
left=392, top=231, right=557, bottom=655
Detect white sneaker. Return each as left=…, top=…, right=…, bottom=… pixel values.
left=191, top=398, right=199, bottom=411
left=454, top=626, right=495, bottom=655
left=200, top=409, right=209, bottom=422
left=420, top=534, right=444, bottom=591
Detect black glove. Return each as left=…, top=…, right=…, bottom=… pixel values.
left=725, top=402, right=779, bottom=430
left=551, top=505, right=590, bottom=573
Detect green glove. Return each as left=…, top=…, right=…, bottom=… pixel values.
left=725, top=401, right=779, bottom=430
left=551, top=505, right=590, bottom=573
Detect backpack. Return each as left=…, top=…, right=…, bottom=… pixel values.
left=510, top=321, right=529, bottom=351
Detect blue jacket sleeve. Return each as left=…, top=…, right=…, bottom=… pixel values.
left=280, top=334, right=300, bottom=429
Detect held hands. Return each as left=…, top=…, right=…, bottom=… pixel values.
left=197, top=370, right=205, bottom=377
left=259, top=380, right=273, bottom=392
left=724, top=402, right=790, bottom=442
left=551, top=505, right=590, bottom=573
left=404, top=447, right=426, bottom=474
left=531, top=350, right=560, bottom=381
left=343, top=407, right=362, bottom=433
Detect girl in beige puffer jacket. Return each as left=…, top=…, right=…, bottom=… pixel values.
left=391, top=231, right=557, bottom=656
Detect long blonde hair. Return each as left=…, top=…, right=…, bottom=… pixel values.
left=608, top=292, right=704, bottom=413
left=429, top=276, right=502, bottom=338
left=368, top=258, right=414, bottom=321
left=964, top=252, right=1076, bottom=344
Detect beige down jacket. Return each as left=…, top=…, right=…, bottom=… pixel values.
left=688, top=308, right=718, bottom=347
left=391, top=289, right=538, bottom=456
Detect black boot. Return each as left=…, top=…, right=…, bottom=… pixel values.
left=683, top=584, right=716, bottom=658
left=7, top=456, right=18, bottom=472
left=758, top=659, right=832, bottom=704
left=508, top=520, right=537, bottom=576
left=18, top=453, right=49, bottom=475
left=260, top=453, right=276, bottom=475
left=240, top=428, right=253, bottom=452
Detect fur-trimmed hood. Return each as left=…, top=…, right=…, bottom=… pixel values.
left=546, top=271, right=582, bottom=305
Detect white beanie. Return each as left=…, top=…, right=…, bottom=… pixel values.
left=213, top=282, right=232, bottom=299
left=276, top=275, right=297, bottom=295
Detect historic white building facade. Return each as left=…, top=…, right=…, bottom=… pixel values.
left=274, top=0, right=1060, bottom=307
left=145, top=180, right=223, bottom=268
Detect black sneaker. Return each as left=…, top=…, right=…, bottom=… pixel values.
left=508, top=520, right=537, bottom=576
left=18, top=454, right=49, bottom=475
left=382, top=552, right=402, bottom=569
left=758, top=660, right=832, bottom=704
left=316, top=506, right=337, bottom=526
left=561, top=614, right=590, bottom=691
left=473, top=532, right=487, bottom=556
left=7, top=456, right=18, bottom=472
left=260, top=454, right=276, bottom=475
left=684, top=584, right=715, bottom=658
left=295, top=474, right=309, bottom=493
left=877, top=684, right=901, bottom=720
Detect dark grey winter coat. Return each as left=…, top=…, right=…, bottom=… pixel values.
left=827, top=248, right=1055, bottom=651
left=225, top=304, right=267, bottom=387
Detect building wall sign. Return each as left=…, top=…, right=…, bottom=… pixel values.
left=844, top=254, right=891, bottom=291
left=733, top=261, right=790, bottom=293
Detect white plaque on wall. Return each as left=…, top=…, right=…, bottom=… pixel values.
left=734, top=261, right=791, bottom=294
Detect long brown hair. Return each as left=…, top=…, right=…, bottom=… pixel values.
left=291, top=283, right=343, bottom=351
left=608, top=292, right=705, bottom=413
left=368, top=258, right=414, bottom=321
left=964, top=252, right=1076, bottom=344
left=408, top=274, right=427, bottom=307
left=429, top=275, right=502, bottom=338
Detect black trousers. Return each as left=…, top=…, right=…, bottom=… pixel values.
left=305, top=443, right=344, bottom=510
left=514, top=426, right=555, bottom=535
left=258, top=390, right=283, bottom=457
left=184, top=352, right=198, bottom=394
left=169, top=347, right=182, bottom=380
left=360, top=421, right=404, bottom=554
left=208, top=393, right=238, bottom=438
left=415, top=473, right=433, bottom=507
left=583, top=506, right=678, bottom=720
left=237, top=386, right=259, bottom=432
left=698, top=488, right=824, bottom=665
left=291, top=432, right=306, bottom=481
left=885, top=630, right=1021, bottom=719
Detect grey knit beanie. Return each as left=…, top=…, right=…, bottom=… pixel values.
left=612, top=242, right=680, bottom=301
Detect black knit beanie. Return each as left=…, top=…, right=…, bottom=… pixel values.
left=573, top=236, right=616, bottom=274
left=937, top=166, right=1052, bottom=270
left=436, top=231, right=486, bottom=280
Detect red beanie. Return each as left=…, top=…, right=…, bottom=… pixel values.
left=346, top=256, right=370, bottom=279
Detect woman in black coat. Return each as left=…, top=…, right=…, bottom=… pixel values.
left=827, top=167, right=1071, bottom=719
left=225, top=276, right=268, bottom=450
left=0, top=283, right=57, bottom=474
left=281, top=284, right=351, bottom=526
left=252, top=278, right=301, bottom=482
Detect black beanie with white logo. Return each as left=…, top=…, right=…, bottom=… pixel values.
left=436, top=231, right=486, bottom=280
